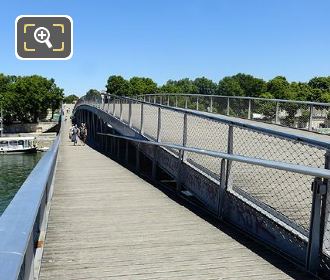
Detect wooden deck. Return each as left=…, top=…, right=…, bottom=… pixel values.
left=39, top=119, right=313, bottom=279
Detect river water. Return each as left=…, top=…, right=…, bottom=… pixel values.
left=0, top=153, right=42, bottom=215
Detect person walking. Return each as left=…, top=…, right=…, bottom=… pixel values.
left=69, top=124, right=74, bottom=140
left=71, top=124, right=79, bottom=146
left=80, top=123, right=88, bottom=145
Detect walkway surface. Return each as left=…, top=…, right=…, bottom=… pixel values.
left=39, top=116, right=313, bottom=279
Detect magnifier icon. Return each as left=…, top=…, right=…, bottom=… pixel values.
left=34, top=27, right=53, bottom=49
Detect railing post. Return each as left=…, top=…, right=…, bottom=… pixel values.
left=226, top=97, right=230, bottom=116
left=128, top=101, right=132, bottom=128
left=210, top=96, right=213, bottom=112
left=156, top=107, right=161, bottom=142
left=120, top=99, right=123, bottom=121
left=107, top=96, right=111, bottom=113
left=226, top=125, right=234, bottom=185
left=307, top=178, right=327, bottom=274
left=248, top=99, right=252, bottom=119
left=152, top=107, right=161, bottom=180
left=275, top=102, right=280, bottom=124
left=167, top=96, right=170, bottom=106
left=153, top=96, right=156, bottom=104
left=140, top=103, right=144, bottom=135
left=175, top=96, right=178, bottom=107
left=177, top=113, right=188, bottom=191
left=102, top=95, right=107, bottom=111
left=309, top=105, right=314, bottom=131
left=113, top=97, right=116, bottom=115
left=217, top=158, right=227, bottom=219
left=196, top=97, right=199, bottom=111
left=185, top=96, right=188, bottom=109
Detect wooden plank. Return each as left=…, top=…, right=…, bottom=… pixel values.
left=39, top=111, right=312, bottom=279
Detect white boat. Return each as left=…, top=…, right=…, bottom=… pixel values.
left=0, top=137, right=37, bottom=154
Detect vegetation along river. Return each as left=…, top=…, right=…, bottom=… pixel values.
left=0, top=153, right=42, bottom=215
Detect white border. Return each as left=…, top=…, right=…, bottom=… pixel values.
left=15, top=15, right=73, bottom=60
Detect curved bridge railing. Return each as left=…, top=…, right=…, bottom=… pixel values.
left=137, top=94, right=330, bottom=134
left=75, top=95, right=330, bottom=277
left=0, top=119, right=62, bottom=280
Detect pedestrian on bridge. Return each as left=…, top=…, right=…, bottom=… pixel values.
left=71, top=124, right=79, bottom=146
left=79, top=123, right=87, bottom=145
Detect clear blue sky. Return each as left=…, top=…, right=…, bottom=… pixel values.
left=1, top=0, right=330, bottom=96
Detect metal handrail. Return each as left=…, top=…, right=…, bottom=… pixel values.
left=134, top=93, right=330, bottom=133
left=99, top=132, right=330, bottom=179
left=0, top=119, right=62, bottom=280
left=96, top=94, right=330, bottom=149
left=138, top=93, right=330, bottom=107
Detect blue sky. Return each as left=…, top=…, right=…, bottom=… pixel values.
left=1, top=0, right=330, bottom=96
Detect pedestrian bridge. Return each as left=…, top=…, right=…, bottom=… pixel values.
left=0, top=95, right=330, bottom=279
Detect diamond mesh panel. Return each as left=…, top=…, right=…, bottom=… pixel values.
left=312, top=105, right=330, bottom=131
left=160, top=109, right=184, bottom=155
left=233, top=127, right=325, bottom=166
left=251, top=99, right=277, bottom=123
left=121, top=102, right=130, bottom=124
left=229, top=126, right=326, bottom=231
left=229, top=162, right=314, bottom=231
left=186, top=115, right=228, bottom=177
left=131, top=102, right=141, bottom=131
left=212, top=96, right=228, bottom=115
left=143, top=104, right=159, bottom=140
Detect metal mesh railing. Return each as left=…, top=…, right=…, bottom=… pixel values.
left=232, top=126, right=325, bottom=166
left=75, top=94, right=330, bottom=276
left=140, top=94, right=330, bottom=135
left=251, top=98, right=277, bottom=123
left=131, top=102, right=141, bottom=131
left=160, top=110, right=184, bottom=155
left=142, top=104, right=158, bottom=140
left=121, top=101, right=130, bottom=124
left=185, top=116, right=228, bottom=177
left=228, top=161, right=314, bottom=232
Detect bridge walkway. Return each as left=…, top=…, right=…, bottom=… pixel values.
left=39, top=120, right=313, bottom=279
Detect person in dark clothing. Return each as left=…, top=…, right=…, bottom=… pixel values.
left=79, top=123, right=87, bottom=145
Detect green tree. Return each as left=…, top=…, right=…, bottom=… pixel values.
left=233, top=73, right=266, bottom=97
left=106, top=75, right=130, bottom=96
left=267, top=76, right=293, bottom=100
left=85, top=89, right=101, bottom=100
left=218, top=76, right=244, bottom=96
left=129, top=77, right=157, bottom=96
left=193, top=77, right=217, bottom=95
left=64, top=94, right=79, bottom=104
left=308, top=76, right=330, bottom=91
left=1, top=75, right=63, bottom=123
left=289, top=82, right=311, bottom=101
left=159, top=80, right=182, bottom=93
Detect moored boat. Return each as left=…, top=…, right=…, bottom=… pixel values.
left=0, top=137, right=37, bottom=154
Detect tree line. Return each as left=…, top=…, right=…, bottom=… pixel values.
left=0, top=74, right=64, bottom=124
left=104, top=74, right=330, bottom=103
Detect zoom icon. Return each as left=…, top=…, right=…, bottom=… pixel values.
left=16, top=15, right=73, bottom=60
